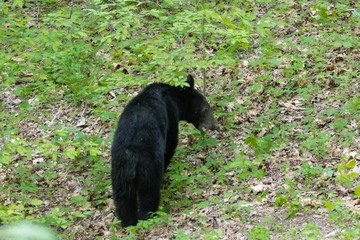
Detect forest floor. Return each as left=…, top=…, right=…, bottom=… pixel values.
left=1, top=1, right=359, bottom=239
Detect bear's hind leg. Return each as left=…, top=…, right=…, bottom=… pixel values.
left=113, top=183, right=138, bottom=227
left=136, top=169, right=162, bottom=221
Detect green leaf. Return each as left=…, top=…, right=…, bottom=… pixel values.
left=195, top=201, right=209, bottom=209
left=12, top=0, right=24, bottom=8
left=274, top=195, right=288, bottom=207
left=331, top=118, right=348, bottom=129
left=30, top=199, right=43, bottom=206
left=346, top=159, right=356, bottom=169
left=225, top=161, right=242, bottom=170
left=20, top=101, right=32, bottom=111
left=16, top=145, right=28, bottom=155
left=343, top=42, right=352, bottom=48
left=222, top=16, right=236, bottom=30
left=0, top=156, right=11, bottom=164
left=347, top=172, right=358, bottom=178
left=77, top=31, right=88, bottom=38
left=355, top=185, right=360, bottom=197
left=89, top=148, right=101, bottom=156
left=325, top=201, right=334, bottom=210
left=198, top=137, right=217, bottom=147
left=245, top=135, right=258, bottom=148
left=210, top=11, right=222, bottom=22
left=247, top=83, right=263, bottom=93
left=64, top=146, right=78, bottom=160
left=353, top=10, right=360, bottom=19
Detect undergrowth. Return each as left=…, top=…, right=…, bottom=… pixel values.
left=1, top=0, right=359, bottom=239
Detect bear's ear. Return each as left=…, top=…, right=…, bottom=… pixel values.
left=186, top=75, right=194, bottom=88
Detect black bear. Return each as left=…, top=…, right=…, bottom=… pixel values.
left=111, top=75, right=217, bottom=227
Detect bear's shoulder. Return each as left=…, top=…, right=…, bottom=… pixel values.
left=142, top=82, right=171, bottom=93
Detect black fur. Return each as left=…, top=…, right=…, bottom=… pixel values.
left=111, top=75, right=217, bottom=227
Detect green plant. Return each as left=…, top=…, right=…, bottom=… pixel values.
left=248, top=224, right=270, bottom=240
left=300, top=223, right=321, bottom=240
left=299, top=130, right=332, bottom=157
left=0, top=204, right=26, bottom=224
left=1, top=0, right=360, bottom=238
left=223, top=152, right=266, bottom=180
left=336, top=158, right=358, bottom=187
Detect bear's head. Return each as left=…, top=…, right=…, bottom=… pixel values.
left=182, top=75, right=218, bottom=131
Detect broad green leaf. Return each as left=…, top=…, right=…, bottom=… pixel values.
left=343, top=42, right=352, bottom=48
left=30, top=199, right=43, bottom=206
left=198, top=137, right=217, bottom=147
left=245, top=135, right=258, bottom=148
left=89, top=148, right=101, bottom=156
left=332, top=118, right=348, bottom=129
left=0, top=156, right=11, bottom=164
left=17, top=146, right=27, bottom=155
left=353, top=10, right=360, bottom=19
left=20, top=101, right=32, bottom=111
left=325, top=201, right=334, bottom=210
left=355, top=185, right=360, bottom=197
left=52, top=41, right=61, bottom=52
left=77, top=31, right=88, bottom=38
left=346, top=159, right=356, bottom=169
left=348, top=172, right=358, bottom=178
